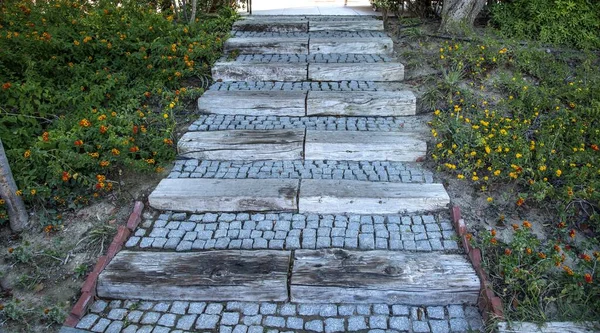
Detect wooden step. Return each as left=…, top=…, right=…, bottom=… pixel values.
left=233, top=20, right=308, bottom=32
left=310, top=37, right=392, bottom=55
left=148, top=178, right=299, bottom=212
left=290, top=249, right=480, bottom=305
left=306, top=90, right=415, bottom=116
left=212, top=62, right=307, bottom=81
left=178, top=129, right=305, bottom=160
left=309, top=20, right=384, bottom=32
left=224, top=37, right=308, bottom=54
left=198, top=90, right=306, bottom=116
left=298, top=180, right=450, bottom=214
left=308, top=63, right=404, bottom=81
left=97, top=250, right=290, bottom=301
left=304, top=130, right=426, bottom=162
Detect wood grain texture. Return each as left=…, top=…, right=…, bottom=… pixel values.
left=306, top=91, right=415, bottom=116
left=497, top=322, right=599, bottom=333
left=304, top=130, right=426, bottom=162
left=290, top=249, right=480, bottom=305
left=213, top=62, right=308, bottom=81
left=309, top=20, right=384, bottom=32
left=308, top=63, right=404, bottom=81
left=225, top=37, right=308, bottom=54
left=178, top=129, right=304, bottom=160
left=148, top=178, right=299, bottom=212
left=97, top=250, right=290, bottom=301
left=198, top=90, right=307, bottom=116
left=298, top=180, right=450, bottom=214
left=310, top=37, right=393, bottom=55
left=233, top=20, right=308, bottom=32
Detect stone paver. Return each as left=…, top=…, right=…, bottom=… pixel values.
left=79, top=300, right=483, bottom=332
left=125, top=212, right=459, bottom=252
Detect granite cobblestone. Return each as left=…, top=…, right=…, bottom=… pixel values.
left=231, top=31, right=388, bottom=38
left=227, top=53, right=393, bottom=63
left=189, top=114, right=428, bottom=132
left=126, top=212, right=459, bottom=252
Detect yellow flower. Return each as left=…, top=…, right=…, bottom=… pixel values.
left=487, top=197, right=493, bottom=202
left=30, top=189, right=36, bottom=195
left=163, top=113, right=169, bottom=119
left=494, top=170, right=501, bottom=176
left=485, top=147, right=491, bottom=154
left=457, top=174, right=465, bottom=179
left=24, top=150, right=31, bottom=158
left=516, top=153, right=522, bottom=158
left=16, top=190, right=23, bottom=196
left=556, top=169, right=562, bottom=177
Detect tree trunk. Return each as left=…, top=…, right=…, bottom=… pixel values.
left=0, top=139, right=28, bottom=232
left=439, top=0, right=486, bottom=34
left=189, top=0, right=198, bottom=24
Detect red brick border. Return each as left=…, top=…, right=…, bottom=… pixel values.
left=63, top=201, right=144, bottom=327
left=450, top=205, right=504, bottom=322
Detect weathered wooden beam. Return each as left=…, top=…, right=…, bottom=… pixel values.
left=212, top=62, right=308, bottom=81
left=308, top=63, right=404, bottom=81
left=304, top=130, right=426, bottom=162
left=306, top=91, right=415, bottom=116
left=225, top=37, right=308, bottom=54
left=298, top=180, right=450, bottom=214
left=97, top=250, right=290, bottom=301
left=178, top=129, right=305, bottom=161
left=233, top=20, right=308, bottom=32
left=148, top=179, right=299, bottom=212
left=310, top=37, right=393, bottom=55
left=290, top=249, right=480, bottom=305
left=198, top=90, right=307, bottom=116
left=309, top=20, right=384, bottom=32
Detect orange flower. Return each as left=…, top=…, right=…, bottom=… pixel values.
left=44, top=225, right=53, bottom=233
left=557, top=221, right=566, bottom=228
left=512, top=224, right=519, bottom=231
left=491, top=229, right=497, bottom=237
left=562, top=265, right=574, bottom=276
left=23, top=150, right=31, bottom=158
left=43, top=308, right=50, bottom=315
left=591, top=144, right=599, bottom=151
left=2, top=82, right=11, bottom=90
left=537, top=252, right=546, bottom=259
left=554, top=244, right=562, bottom=252
left=569, top=229, right=576, bottom=239
left=523, top=221, right=532, bottom=228
left=74, top=140, right=83, bottom=146
left=95, top=182, right=105, bottom=190
left=79, top=119, right=91, bottom=127
left=99, top=160, right=110, bottom=167
left=111, top=148, right=120, bottom=156
left=163, top=138, right=173, bottom=145
left=504, top=248, right=512, bottom=255
left=132, top=125, right=138, bottom=134
left=99, top=125, right=108, bottom=134
left=465, top=233, right=472, bottom=241
left=8, top=247, right=14, bottom=253
left=526, top=248, right=532, bottom=255
left=61, top=171, right=70, bottom=182
left=516, top=197, right=525, bottom=206
left=490, top=237, right=497, bottom=245
left=129, top=146, right=139, bottom=153
left=580, top=253, right=592, bottom=262
left=585, top=273, right=593, bottom=284
left=42, top=132, right=49, bottom=142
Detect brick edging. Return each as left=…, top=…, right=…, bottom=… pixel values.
left=450, top=206, right=504, bottom=323
left=63, top=201, right=144, bottom=327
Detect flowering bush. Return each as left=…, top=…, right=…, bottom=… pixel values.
left=0, top=0, right=236, bottom=226
left=473, top=222, right=600, bottom=321
left=429, top=40, right=600, bottom=233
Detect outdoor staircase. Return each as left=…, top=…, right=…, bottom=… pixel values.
left=74, top=15, right=484, bottom=333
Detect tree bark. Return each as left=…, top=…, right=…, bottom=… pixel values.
left=189, top=0, right=198, bottom=24
left=439, top=0, right=486, bottom=34
left=0, top=139, right=28, bottom=232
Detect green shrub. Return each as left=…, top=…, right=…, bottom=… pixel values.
left=491, top=0, right=600, bottom=50
left=0, top=0, right=236, bottom=226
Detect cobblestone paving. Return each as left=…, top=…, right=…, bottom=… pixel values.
left=167, top=160, right=434, bottom=183
left=231, top=31, right=388, bottom=38
left=227, top=54, right=393, bottom=63
left=208, top=81, right=389, bottom=91
left=125, top=212, right=459, bottom=252
left=78, top=300, right=483, bottom=333
left=188, top=115, right=429, bottom=132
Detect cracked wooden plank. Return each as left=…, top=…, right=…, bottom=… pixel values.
left=310, top=37, right=392, bottom=54
left=306, top=90, right=415, bottom=116
left=213, top=62, right=307, bottom=81
left=304, top=130, right=426, bottom=162
left=98, top=250, right=290, bottom=301
left=178, top=129, right=304, bottom=160
left=298, top=180, right=450, bottom=214
left=309, top=20, right=384, bottom=31
left=225, top=37, right=308, bottom=54
left=198, top=90, right=307, bottom=116
left=291, top=249, right=479, bottom=305
left=148, top=179, right=299, bottom=212
left=308, top=63, right=404, bottom=81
